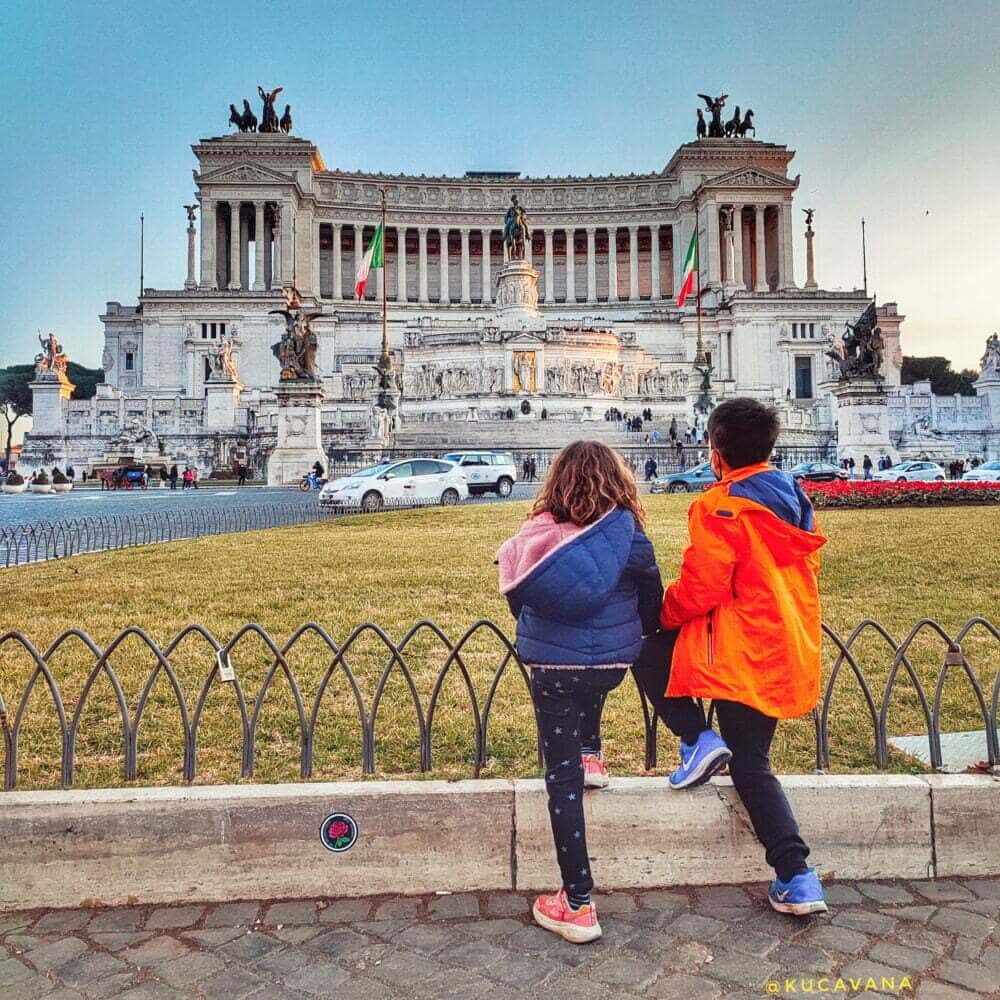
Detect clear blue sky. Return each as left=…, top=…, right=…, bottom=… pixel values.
left=1, top=0, right=997, bottom=372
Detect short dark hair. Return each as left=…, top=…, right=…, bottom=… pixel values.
left=707, top=398, right=781, bottom=469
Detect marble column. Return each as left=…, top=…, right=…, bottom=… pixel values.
left=480, top=229, right=492, bottom=303
left=586, top=227, right=597, bottom=303
left=185, top=211, right=197, bottom=290
left=332, top=224, right=343, bottom=299
left=628, top=226, right=639, bottom=301
left=732, top=205, right=745, bottom=289
left=706, top=205, right=721, bottom=287
left=353, top=225, right=364, bottom=298
left=280, top=204, right=293, bottom=288
left=199, top=200, right=215, bottom=289
left=418, top=227, right=429, bottom=303
left=460, top=227, right=471, bottom=303
left=311, top=220, right=321, bottom=299
left=525, top=232, right=533, bottom=265
left=239, top=209, right=251, bottom=290
left=544, top=228, right=555, bottom=303
left=272, top=207, right=281, bottom=286
left=805, top=222, right=817, bottom=290
left=438, top=228, right=450, bottom=304
left=397, top=226, right=408, bottom=302
left=650, top=224, right=661, bottom=300
left=565, top=228, right=576, bottom=303
left=754, top=205, right=768, bottom=291
left=254, top=203, right=266, bottom=290
left=607, top=226, right=619, bottom=302
left=781, top=201, right=797, bottom=289
left=228, top=202, right=241, bottom=291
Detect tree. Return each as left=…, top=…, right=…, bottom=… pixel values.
left=0, top=362, right=104, bottom=467
left=900, top=356, right=977, bottom=396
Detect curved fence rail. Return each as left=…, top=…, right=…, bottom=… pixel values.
left=0, top=617, right=996, bottom=791
left=0, top=497, right=462, bottom=568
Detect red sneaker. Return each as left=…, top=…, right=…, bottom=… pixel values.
left=532, top=889, right=602, bottom=943
left=582, top=753, right=609, bottom=789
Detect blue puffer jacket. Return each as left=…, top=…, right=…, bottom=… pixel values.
left=496, top=507, right=663, bottom=666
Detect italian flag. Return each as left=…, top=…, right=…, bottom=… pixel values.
left=354, top=223, right=384, bottom=299
left=676, top=228, right=699, bottom=307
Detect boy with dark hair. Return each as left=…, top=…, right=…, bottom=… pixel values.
left=659, top=397, right=828, bottom=915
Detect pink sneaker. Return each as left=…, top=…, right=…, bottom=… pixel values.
left=532, top=889, right=602, bottom=943
left=582, top=753, right=609, bottom=789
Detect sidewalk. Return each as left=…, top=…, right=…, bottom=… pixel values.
left=2, top=878, right=998, bottom=999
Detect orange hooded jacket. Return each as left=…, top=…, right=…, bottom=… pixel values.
left=661, top=462, right=826, bottom=719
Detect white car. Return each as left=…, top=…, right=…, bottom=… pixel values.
left=872, top=461, right=946, bottom=483
left=441, top=451, right=518, bottom=497
left=962, top=460, right=1000, bottom=483
left=319, top=459, right=469, bottom=512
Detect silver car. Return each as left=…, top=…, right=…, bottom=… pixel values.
left=962, top=460, right=1000, bottom=483
left=872, top=461, right=946, bottom=483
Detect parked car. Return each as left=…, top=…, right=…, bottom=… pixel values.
left=441, top=451, right=517, bottom=496
left=319, top=459, right=469, bottom=512
left=961, top=460, right=1000, bottom=483
left=650, top=461, right=718, bottom=494
left=872, top=461, right=946, bottom=483
left=789, top=462, right=849, bottom=483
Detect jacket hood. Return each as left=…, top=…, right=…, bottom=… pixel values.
left=497, top=508, right=637, bottom=616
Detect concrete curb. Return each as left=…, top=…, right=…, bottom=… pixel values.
left=2, top=774, right=998, bottom=911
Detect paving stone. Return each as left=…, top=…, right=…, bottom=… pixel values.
left=121, top=935, right=190, bottom=967
left=85, top=976, right=142, bottom=1000
left=856, top=882, right=917, bottom=904
left=718, top=928, right=780, bottom=957
left=362, top=918, right=418, bottom=941
left=0, top=912, right=33, bottom=935
left=46, top=990, right=87, bottom=1000
left=658, top=938, right=715, bottom=970
left=663, top=912, right=726, bottom=942
left=296, top=976, right=395, bottom=1000
left=317, top=898, right=373, bottom=923
left=694, top=884, right=752, bottom=907
left=505, top=923, right=562, bottom=953
left=395, top=922, right=460, bottom=956
left=443, top=937, right=509, bottom=969
left=982, top=944, right=1000, bottom=972
left=767, top=943, right=839, bottom=975
left=961, top=878, right=1000, bottom=900
left=180, top=926, right=245, bottom=947
left=637, top=889, right=690, bottom=913
left=270, top=924, right=325, bottom=943
left=887, top=904, right=937, bottom=923
left=833, top=909, right=899, bottom=934
left=203, top=902, right=260, bottom=928
left=488, top=951, right=565, bottom=987
left=6, top=932, right=44, bottom=953
left=263, top=900, right=320, bottom=925
left=891, top=922, right=954, bottom=953
left=252, top=944, right=314, bottom=977
left=953, top=897, right=1000, bottom=916
left=824, top=883, right=865, bottom=905
left=373, top=896, right=423, bottom=919
left=425, top=893, right=480, bottom=919
left=483, top=894, right=531, bottom=918
left=86, top=908, right=146, bottom=932
left=930, top=906, right=996, bottom=940
left=369, top=948, right=451, bottom=987
left=909, top=880, right=976, bottom=903
left=914, top=983, right=981, bottom=1000
left=31, top=910, right=91, bottom=934
left=197, top=966, right=267, bottom=1000
left=89, top=931, right=154, bottom=950
left=592, top=891, right=638, bottom=914
left=460, top=917, right=523, bottom=938
left=57, top=951, right=130, bottom=987
left=144, top=905, right=205, bottom=930
left=4, top=971, right=58, bottom=999
left=307, top=927, right=374, bottom=958
left=935, top=957, right=1000, bottom=993
left=22, top=935, right=89, bottom=972
left=645, top=973, right=722, bottom=1000
left=703, top=949, right=778, bottom=987
left=0, top=957, right=34, bottom=985
left=838, top=960, right=914, bottom=990
left=219, top=929, right=284, bottom=961
left=580, top=953, right=657, bottom=989
left=156, top=950, right=227, bottom=987
left=869, top=940, right=936, bottom=972
left=951, top=935, right=984, bottom=963
left=115, top=985, right=185, bottom=1000
left=802, top=923, right=872, bottom=955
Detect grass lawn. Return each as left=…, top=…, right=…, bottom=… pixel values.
left=0, top=496, right=997, bottom=790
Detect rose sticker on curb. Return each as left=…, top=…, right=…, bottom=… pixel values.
left=320, top=812, right=359, bottom=853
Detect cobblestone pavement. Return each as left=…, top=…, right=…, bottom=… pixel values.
left=2, top=878, right=999, bottom=999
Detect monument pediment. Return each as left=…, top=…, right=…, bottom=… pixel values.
left=503, top=330, right=546, bottom=345
left=198, top=162, right=294, bottom=185
left=701, top=166, right=798, bottom=191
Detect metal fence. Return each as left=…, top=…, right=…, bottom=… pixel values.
left=0, top=616, right=995, bottom=791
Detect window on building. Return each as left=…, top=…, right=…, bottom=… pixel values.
left=219, top=322, right=226, bottom=337
left=204, top=357, right=212, bottom=381
left=201, top=323, right=207, bottom=339
left=808, top=322, right=816, bottom=339
left=210, top=323, right=217, bottom=339
left=791, top=323, right=797, bottom=339
left=795, top=356, right=814, bottom=399
left=125, top=352, right=134, bottom=371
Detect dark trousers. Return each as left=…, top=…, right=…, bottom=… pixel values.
left=531, top=666, right=626, bottom=898
left=631, top=633, right=810, bottom=882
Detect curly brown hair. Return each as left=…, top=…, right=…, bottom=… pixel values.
left=531, top=440, right=645, bottom=527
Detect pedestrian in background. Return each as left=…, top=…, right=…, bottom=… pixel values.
left=862, top=455, right=873, bottom=480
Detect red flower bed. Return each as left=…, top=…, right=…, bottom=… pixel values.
left=803, top=479, right=1000, bottom=509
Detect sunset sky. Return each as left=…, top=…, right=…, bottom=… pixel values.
left=1, top=0, right=996, bottom=373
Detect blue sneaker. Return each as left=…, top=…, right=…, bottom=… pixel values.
left=768, top=869, right=829, bottom=916
left=668, top=730, right=732, bottom=789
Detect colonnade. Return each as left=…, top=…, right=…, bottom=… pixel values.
left=199, top=200, right=288, bottom=291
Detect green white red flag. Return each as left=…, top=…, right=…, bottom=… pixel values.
left=354, top=223, right=384, bottom=299
left=676, top=228, right=699, bottom=307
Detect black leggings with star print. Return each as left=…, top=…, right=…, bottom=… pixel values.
left=530, top=666, right=627, bottom=899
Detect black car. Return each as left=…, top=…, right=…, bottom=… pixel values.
left=789, top=462, right=848, bottom=483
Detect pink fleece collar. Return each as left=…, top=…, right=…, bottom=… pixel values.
left=496, top=510, right=613, bottom=595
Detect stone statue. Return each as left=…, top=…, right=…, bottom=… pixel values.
left=269, top=286, right=321, bottom=381
left=980, top=333, right=1000, bottom=377
left=803, top=207, right=815, bottom=228
left=111, top=417, right=158, bottom=450
left=503, top=194, right=531, bottom=261
left=210, top=332, right=240, bottom=382
left=724, top=105, right=741, bottom=138
left=35, top=333, right=70, bottom=381
left=693, top=364, right=713, bottom=416
left=720, top=205, right=735, bottom=232
left=513, top=350, right=536, bottom=393
left=736, top=109, right=755, bottom=138
left=241, top=99, right=258, bottom=132
left=258, top=86, right=283, bottom=134
left=825, top=302, right=883, bottom=380
left=184, top=204, right=198, bottom=225
left=698, top=93, right=728, bottom=138
left=279, top=105, right=293, bottom=133
left=696, top=108, right=707, bottom=139
left=228, top=104, right=244, bottom=131
left=101, top=344, right=115, bottom=375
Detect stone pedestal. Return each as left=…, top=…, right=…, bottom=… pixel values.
left=495, top=260, right=541, bottom=326
left=29, top=375, right=74, bottom=435
left=833, top=378, right=892, bottom=467
left=204, top=377, right=241, bottom=430
left=266, top=381, right=326, bottom=486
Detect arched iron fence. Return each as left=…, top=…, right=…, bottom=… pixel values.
left=0, top=617, right=995, bottom=791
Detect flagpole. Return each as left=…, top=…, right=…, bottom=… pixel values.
left=861, top=216, right=868, bottom=295
left=693, top=193, right=706, bottom=367
left=380, top=188, right=388, bottom=363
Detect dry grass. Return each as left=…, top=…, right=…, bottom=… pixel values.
left=0, top=496, right=996, bottom=790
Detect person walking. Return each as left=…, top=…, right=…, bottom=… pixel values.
left=497, top=441, right=664, bottom=944
left=529, top=456, right=537, bottom=481
left=862, top=454, right=873, bottom=480
left=169, top=464, right=178, bottom=490
left=182, top=467, right=192, bottom=490
left=237, top=463, right=247, bottom=486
